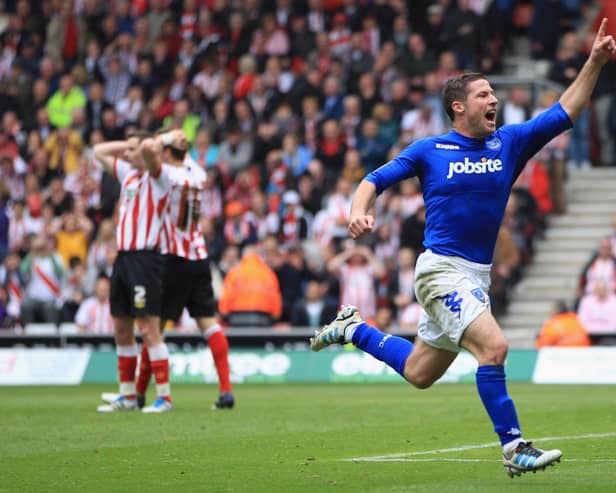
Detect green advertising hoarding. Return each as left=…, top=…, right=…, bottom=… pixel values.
left=81, top=348, right=538, bottom=384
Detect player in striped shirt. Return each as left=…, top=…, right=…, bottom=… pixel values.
left=92, top=132, right=176, bottom=413
left=136, top=129, right=234, bottom=410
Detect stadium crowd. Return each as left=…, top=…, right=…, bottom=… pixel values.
left=0, top=0, right=615, bottom=335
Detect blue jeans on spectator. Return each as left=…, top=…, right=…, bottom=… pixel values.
left=568, top=107, right=590, bottom=167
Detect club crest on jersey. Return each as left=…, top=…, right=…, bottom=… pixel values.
left=446, top=157, right=503, bottom=179
left=486, top=137, right=502, bottom=150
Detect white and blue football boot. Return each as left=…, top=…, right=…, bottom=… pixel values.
left=503, top=441, right=562, bottom=477
left=310, top=305, right=362, bottom=351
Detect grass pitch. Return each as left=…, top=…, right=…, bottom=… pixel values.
left=1, top=383, right=616, bottom=492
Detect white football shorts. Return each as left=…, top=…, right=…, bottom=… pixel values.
left=413, top=249, right=491, bottom=353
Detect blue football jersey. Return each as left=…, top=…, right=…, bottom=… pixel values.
left=365, top=102, right=572, bottom=264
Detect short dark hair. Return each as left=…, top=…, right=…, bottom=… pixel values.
left=442, top=72, right=488, bottom=121
left=126, top=129, right=150, bottom=141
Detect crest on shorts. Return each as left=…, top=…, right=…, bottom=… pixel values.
left=471, top=288, right=486, bottom=303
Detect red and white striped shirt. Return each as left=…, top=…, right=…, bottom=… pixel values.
left=340, top=263, right=376, bottom=321
left=75, top=297, right=114, bottom=334
left=114, top=158, right=174, bottom=252
left=160, top=158, right=208, bottom=261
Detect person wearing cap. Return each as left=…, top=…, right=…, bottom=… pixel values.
left=223, top=201, right=257, bottom=249
left=279, top=190, right=308, bottom=249
left=329, top=12, right=351, bottom=58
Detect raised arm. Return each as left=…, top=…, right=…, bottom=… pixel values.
left=93, top=141, right=132, bottom=172
left=139, top=137, right=164, bottom=176
left=559, top=18, right=616, bottom=122
left=140, top=129, right=187, bottom=175
left=348, top=179, right=377, bottom=239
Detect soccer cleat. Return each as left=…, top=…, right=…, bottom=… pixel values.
left=503, top=441, right=562, bottom=478
left=96, top=395, right=139, bottom=413
left=101, top=392, right=120, bottom=403
left=142, top=397, right=173, bottom=413
left=101, top=392, right=146, bottom=409
left=212, top=392, right=235, bottom=410
left=310, top=304, right=362, bottom=352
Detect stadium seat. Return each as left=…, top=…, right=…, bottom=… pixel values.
left=59, top=323, right=80, bottom=335
left=24, top=323, right=58, bottom=335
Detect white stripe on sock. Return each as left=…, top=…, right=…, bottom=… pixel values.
left=204, top=324, right=222, bottom=339
left=148, top=343, right=169, bottom=361
left=156, top=383, right=170, bottom=397
left=117, top=344, right=138, bottom=357
left=120, top=382, right=136, bottom=396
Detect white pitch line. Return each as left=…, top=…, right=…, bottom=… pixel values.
left=355, top=458, right=616, bottom=464
left=343, top=431, right=616, bottom=462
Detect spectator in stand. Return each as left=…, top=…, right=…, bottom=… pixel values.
left=577, top=279, right=616, bottom=337
left=223, top=201, right=257, bottom=249
left=86, top=218, right=115, bottom=285
left=7, top=199, right=28, bottom=255
left=20, top=235, right=64, bottom=325
left=577, top=237, right=616, bottom=300
left=400, top=33, right=437, bottom=78
left=536, top=301, right=590, bottom=348
left=279, top=191, right=309, bottom=249
left=317, top=119, right=347, bottom=182
left=356, top=118, right=391, bottom=173
left=549, top=32, right=590, bottom=170
left=0, top=284, right=14, bottom=329
left=399, top=178, right=424, bottom=219
left=75, top=275, right=113, bottom=334
left=0, top=196, right=7, bottom=262
left=0, top=156, right=25, bottom=203
left=190, top=129, right=218, bottom=169
left=291, top=278, right=339, bottom=328
left=45, top=178, right=74, bottom=217
left=163, top=98, right=201, bottom=145
left=531, top=89, right=569, bottom=214
left=217, top=124, right=254, bottom=175
left=609, top=92, right=616, bottom=166
left=46, top=74, right=86, bottom=129
left=400, top=100, right=444, bottom=146
left=490, top=225, right=522, bottom=317
left=44, top=126, right=85, bottom=175
left=0, top=250, right=25, bottom=322
left=341, top=149, right=365, bottom=185
left=387, top=247, right=417, bottom=316
left=609, top=214, right=616, bottom=258
left=60, top=256, right=88, bottom=323
left=281, top=133, right=312, bottom=178
left=55, top=212, right=89, bottom=268
left=326, top=176, right=354, bottom=249
left=400, top=204, right=426, bottom=254
left=496, top=86, right=531, bottom=127
left=327, top=244, right=385, bottom=322
left=245, top=191, right=279, bottom=242
left=218, top=245, right=283, bottom=327
left=45, top=0, right=86, bottom=66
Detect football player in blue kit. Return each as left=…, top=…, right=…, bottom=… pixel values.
left=311, top=19, right=616, bottom=477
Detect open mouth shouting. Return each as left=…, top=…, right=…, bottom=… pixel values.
left=485, top=109, right=497, bottom=128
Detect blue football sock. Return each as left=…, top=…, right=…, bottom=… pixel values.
left=476, top=365, right=522, bottom=446
left=351, top=322, right=414, bottom=376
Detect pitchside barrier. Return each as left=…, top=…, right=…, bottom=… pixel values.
left=1, top=344, right=616, bottom=385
